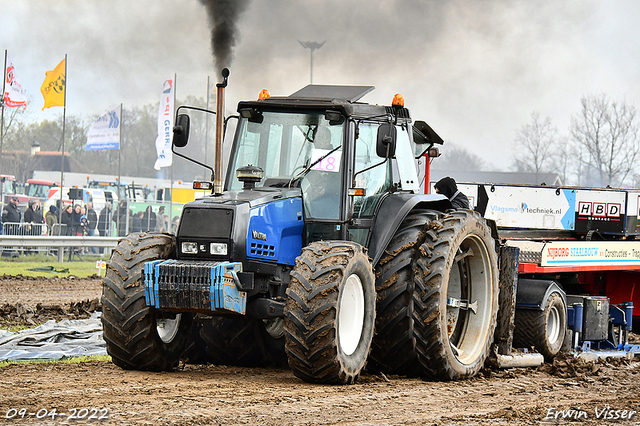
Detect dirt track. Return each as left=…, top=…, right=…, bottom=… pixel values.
left=1, top=275, right=640, bottom=425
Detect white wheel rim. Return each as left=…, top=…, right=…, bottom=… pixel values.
left=447, top=235, right=494, bottom=365
left=547, top=305, right=561, bottom=345
left=338, top=274, right=365, bottom=356
left=157, top=313, right=181, bottom=344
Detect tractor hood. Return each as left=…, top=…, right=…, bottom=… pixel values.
left=176, top=187, right=304, bottom=265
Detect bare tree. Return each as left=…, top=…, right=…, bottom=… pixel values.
left=511, top=112, right=557, bottom=181
left=570, top=93, right=640, bottom=187
left=431, top=143, right=487, bottom=171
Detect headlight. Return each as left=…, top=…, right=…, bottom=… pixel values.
left=181, top=242, right=198, bottom=254
left=210, top=243, right=228, bottom=256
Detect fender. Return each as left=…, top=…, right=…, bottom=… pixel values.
left=516, top=278, right=567, bottom=311
left=368, top=193, right=452, bottom=265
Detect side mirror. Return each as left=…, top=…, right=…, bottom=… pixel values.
left=376, top=123, right=397, bottom=158
left=173, top=114, right=190, bottom=148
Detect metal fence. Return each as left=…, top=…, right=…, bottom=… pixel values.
left=0, top=234, right=120, bottom=262
left=2, top=222, right=48, bottom=236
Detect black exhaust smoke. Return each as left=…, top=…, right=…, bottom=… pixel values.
left=199, top=0, right=251, bottom=70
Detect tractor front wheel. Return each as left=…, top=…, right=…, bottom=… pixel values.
left=284, top=241, right=376, bottom=384
left=101, top=233, right=192, bottom=371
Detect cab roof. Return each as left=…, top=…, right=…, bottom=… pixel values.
left=237, top=85, right=411, bottom=121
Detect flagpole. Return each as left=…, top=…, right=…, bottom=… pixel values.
left=118, top=103, right=122, bottom=200
left=204, top=75, right=210, bottom=178
left=117, top=103, right=122, bottom=237
left=58, top=54, right=68, bottom=224
left=0, top=50, right=6, bottom=207
left=169, top=73, right=176, bottom=231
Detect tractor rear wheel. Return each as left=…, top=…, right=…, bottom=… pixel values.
left=284, top=241, right=376, bottom=384
left=415, top=210, right=499, bottom=380
left=101, top=233, right=193, bottom=371
left=199, top=316, right=286, bottom=367
left=370, top=209, right=438, bottom=376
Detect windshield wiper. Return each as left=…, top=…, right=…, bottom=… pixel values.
left=288, top=145, right=341, bottom=189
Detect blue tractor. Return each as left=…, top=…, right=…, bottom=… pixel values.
left=101, top=70, right=500, bottom=384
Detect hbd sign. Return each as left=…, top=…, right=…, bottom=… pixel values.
left=578, top=201, right=621, bottom=218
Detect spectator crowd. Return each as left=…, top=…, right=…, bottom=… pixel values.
left=1, top=197, right=177, bottom=239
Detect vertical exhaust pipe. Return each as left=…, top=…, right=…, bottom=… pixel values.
left=215, top=68, right=229, bottom=195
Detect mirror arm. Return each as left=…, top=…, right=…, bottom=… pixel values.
left=352, top=158, right=387, bottom=187
left=171, top=143, right=215, bottom=182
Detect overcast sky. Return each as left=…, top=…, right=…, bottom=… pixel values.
left=2, top=0, right=639, bottom=170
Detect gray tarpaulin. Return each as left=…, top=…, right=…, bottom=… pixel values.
left=0, top=312, right=107, bottom=361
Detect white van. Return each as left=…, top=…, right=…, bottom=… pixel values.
left=44, top=187, right=118, bottom=214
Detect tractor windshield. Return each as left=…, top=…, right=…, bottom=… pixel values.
left=229, top=112, right=344, bottom=218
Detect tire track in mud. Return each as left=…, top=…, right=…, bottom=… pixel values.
left=1, top=360, right=639, bottom=425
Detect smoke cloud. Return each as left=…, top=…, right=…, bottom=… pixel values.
left=3, top=0, right=639, bottom=172
left=199, top=0, right=252, bottom=71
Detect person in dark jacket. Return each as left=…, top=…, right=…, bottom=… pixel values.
left=142, top=205, right=156, bottom=232
left=434, top=177, right=470, bottom=210
left=97, top=203, right=112, bottom=237
left=2, top=196, right=22, bottom=235
left=46, top=205, right=59, bottom=235
left=84, top=202, right=98, bottom=236
left=131, top=211, right=143, bottom=233
left=60, top=204, right=75, bottom=236
left=72, top=204, right=83, bottom=235
left=24, top=200, right=45, bottom=235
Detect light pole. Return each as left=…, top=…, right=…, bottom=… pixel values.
left=298, top=40, right=325, bottom=84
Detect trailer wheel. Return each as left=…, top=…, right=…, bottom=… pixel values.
left=370, top=209, right=439, bottom=376
left=416, top=210, right=499, bottom=380
left=199, top=316, right=286, bottom=367
left=284, top=241, right=375, bottom=384
left=101, top=233, right=193, bottom=371
left=514, top=292, right=567, bottom=360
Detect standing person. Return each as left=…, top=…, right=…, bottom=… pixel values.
left=45, top=205, right=59, bottom=235
left=84, top=202, right=98, bottom=254
left=61, top=204, right=74, bottom=236
left=131, top=211, right=143, bottom=234
left=85, top=202, right=98, bottom=236
left=155, top=206, right=168, bottom=232
left=72, top=204, right=83, bottom=236
left=171, top=216, right=180, bottom=234
left=116, top=200, right=128, bottom=237
left=434, top=177, right=471, bottom=210
left=79, top=214, right=89, bottom=235
left=24, top=200, right=45, bottom=235
left=1, top=196, right=22, bottom=235
left=142, top=205, right=156, bottom=232
left=98, top=203, right=112, bottom=237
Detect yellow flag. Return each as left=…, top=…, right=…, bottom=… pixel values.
left=40, top=58, right=66, bottom=110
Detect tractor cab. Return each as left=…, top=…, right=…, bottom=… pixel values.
left=175, top=84, right=442, bottom=248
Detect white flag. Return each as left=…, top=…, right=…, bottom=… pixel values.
left=86, top=105, right=121, bottom=150
left=4, top=54, right=27, bottom=108
left=154, top=79, right=174, bottom=170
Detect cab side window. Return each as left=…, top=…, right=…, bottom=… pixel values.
left=353, top=123, right=392, bottom=218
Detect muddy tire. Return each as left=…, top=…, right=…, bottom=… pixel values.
left=284, top=241, right=376, bottom=384
left=101, top=233, right=192, bottom=371
left=199, top=316, right=286, bottom=367
left=416, top=210, right=499, bottom=380
left=513, top=292, right=567, bottom=360
left=370, top=209, right=438, bottom=376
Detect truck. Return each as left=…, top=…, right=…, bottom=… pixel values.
left=101, top=70, right=637, bottom=385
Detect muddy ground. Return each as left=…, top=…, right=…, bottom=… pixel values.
left=1, top=275, right=640, bottom=425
